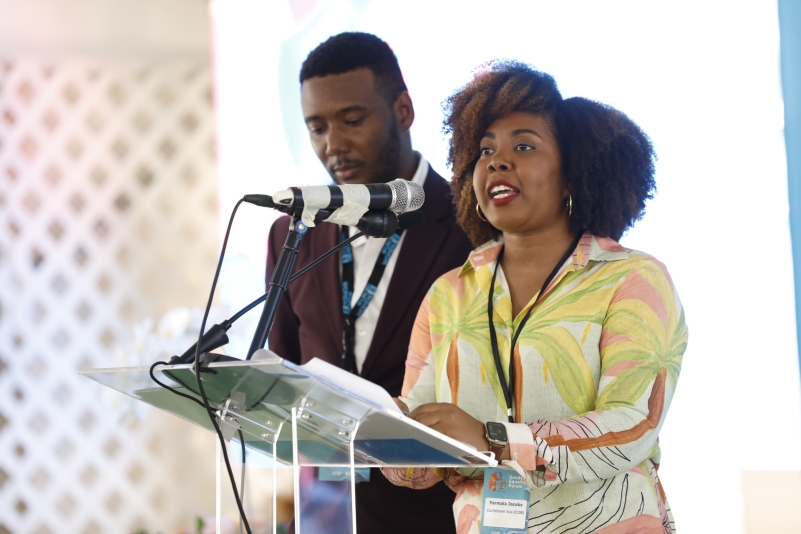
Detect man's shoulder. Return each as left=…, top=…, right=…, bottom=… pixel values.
left=421, top=165, right=459, bottom=221
left=424, top=165, right=449, bottom=192
left=269, top=214, right=291, bottom=231
left=268, top=214, right=339, bottom=253
left=268, top=214, right=291, bottom=242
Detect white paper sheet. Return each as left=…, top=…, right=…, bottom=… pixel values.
left=299, top=357, right=403, bottom=415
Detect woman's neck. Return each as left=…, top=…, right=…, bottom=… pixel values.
left=500, top=222, right=576, bottom=316
left=502, top=223, right=575, bottom=270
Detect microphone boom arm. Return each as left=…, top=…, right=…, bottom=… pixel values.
left=246, top=215, right=308, bottom=359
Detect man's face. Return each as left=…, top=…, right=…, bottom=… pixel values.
left=301, top=68, right=400, bottom=185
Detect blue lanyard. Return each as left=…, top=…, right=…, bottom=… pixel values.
left=340, top=227, right=402, bottom=372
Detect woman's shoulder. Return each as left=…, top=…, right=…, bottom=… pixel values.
left=589, top=237, right=683, bottom=315
left=595, top=239, right=687, bottom=337
left=591, top=236, right=673, bottom=278
left=429, top=264, right=467, bottom=294
left=429, top=239, right=503, bottom=290
left=585, top=236, right=682, bottom=307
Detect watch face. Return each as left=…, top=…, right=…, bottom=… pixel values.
left=486, top=421, right=508, bottom=443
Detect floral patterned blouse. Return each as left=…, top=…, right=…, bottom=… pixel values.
left=382, top=233, right=687, bottom=534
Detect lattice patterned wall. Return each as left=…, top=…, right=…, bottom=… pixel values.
left=0, top=58, right=223, bottom=533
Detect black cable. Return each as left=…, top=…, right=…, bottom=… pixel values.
left=148, top=215, right=365, bottom=533
left=238, top=428, right=246, bottom=534
left=227, top=230, right=365, bottom=325
left=149, top=361, right=205, bottom=409
left=192, top=198, right=253, bottom=534
left=149, top=207, right=376, bottom=532
left=151, top=220, right=370, bottom=530
left=289, top=230, right=364, bottom=282
left=151, top=360, right=250, bottom=533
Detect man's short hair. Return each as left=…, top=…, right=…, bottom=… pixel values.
left=300, top=32, right=408, bottom=105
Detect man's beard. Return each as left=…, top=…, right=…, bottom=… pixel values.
left=371, top=118, right=401, bottom=183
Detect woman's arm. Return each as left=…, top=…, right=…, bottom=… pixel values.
left=381, top=290, right=446, bottom=489
left=398, top=290, right=439, bottom=411
left=504, top=257, right=687, bottom=487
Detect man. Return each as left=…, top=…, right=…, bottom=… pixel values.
left=266, top=32, right=473, bottom=533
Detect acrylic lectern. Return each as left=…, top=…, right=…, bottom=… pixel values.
left=81, top=350, right=497, bottom=534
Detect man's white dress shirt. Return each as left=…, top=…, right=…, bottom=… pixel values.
left=345, top=154, right=429, bottom=373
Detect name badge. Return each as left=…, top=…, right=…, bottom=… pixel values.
left=480, top=467, right=530, bottom=534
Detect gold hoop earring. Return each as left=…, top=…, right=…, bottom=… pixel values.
left=476, top=203, right=488, bottom=222
left=567, top=195, right=573, bottom=218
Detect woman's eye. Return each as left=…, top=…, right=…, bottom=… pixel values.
left=346, top=117, right=365, bottom=126
left=516, top=143, right=533, bottom=151
left=479, top=147, right=492, bottom=157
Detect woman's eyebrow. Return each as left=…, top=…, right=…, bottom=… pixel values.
left=481, top=129, right=544, bottom=141
left=511, top=128, right=543, bottom=140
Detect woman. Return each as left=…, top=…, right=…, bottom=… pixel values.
left=384, top=62, right=686, bottom=534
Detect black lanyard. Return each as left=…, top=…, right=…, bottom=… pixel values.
left=487, top=234, right=583, bottom=422
left=341, top=227, right=402, bottom=373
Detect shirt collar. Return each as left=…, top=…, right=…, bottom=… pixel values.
left=410, top=151, right=429, bottom=187
left=459, top=232, right=629, bottom=277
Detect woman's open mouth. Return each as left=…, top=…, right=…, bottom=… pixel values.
left=487, top=180, right=520, bottom=206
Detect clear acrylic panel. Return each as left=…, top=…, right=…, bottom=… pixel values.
left=80, top=355, right=496, bottom=469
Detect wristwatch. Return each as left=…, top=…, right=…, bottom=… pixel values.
left=485, top=421, right=509, bottom=461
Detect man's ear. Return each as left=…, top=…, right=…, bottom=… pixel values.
left=394, top=91, right=415, bottom=132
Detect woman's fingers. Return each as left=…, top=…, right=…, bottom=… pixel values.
left=408, top=402, right=451, bottom=419
left=411, top=412, right=440, bottom=428
left=393, top=397, right=410, bottom=413
left=406, top=404, right=487, bottom=449
left=412, top=405, right=462, bottom=432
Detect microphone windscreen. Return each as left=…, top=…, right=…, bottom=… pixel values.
left=388, top=179, right=425, bottom=213
left=397, top=210, right=425, bottom=230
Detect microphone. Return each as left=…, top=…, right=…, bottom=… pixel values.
left=351, top=209, right=425, bottom=238
left=310, top=209, right=398, bottom=238
left=299, top=208, right=423, bottom=237
left=396, top=210, right=425, bottom=231
left=271, top=179, right=425, bottom=215
left=243, top=188, right=425, bottom=237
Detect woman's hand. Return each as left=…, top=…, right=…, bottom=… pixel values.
left=408, top=403, right=489, bottom=451
left=393, top=398, right=410, bottom=413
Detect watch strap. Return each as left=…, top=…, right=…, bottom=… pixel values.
left=489, top=442, right=506, bottom=461
left=485, top=423, right=509, bottom=461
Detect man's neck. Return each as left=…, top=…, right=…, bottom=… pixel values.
left=395, top=137, right=419, bottom=181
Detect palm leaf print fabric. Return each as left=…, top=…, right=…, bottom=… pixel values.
left=383, top=234, right=687, bottom=534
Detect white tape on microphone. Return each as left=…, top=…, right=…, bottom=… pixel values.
left=296, top=186, right=331, bottom=226
left=323, top=184, right=371, bottom=226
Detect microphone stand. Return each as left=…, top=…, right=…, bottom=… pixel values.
left=170, top=209, right=419, bottom=365
left=246, top=213, right=308, bottom=359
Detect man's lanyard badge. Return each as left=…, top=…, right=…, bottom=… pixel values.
left=340, top=227, right=402, bottom=373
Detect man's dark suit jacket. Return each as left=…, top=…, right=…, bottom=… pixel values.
left=266, top=167, right=474, bottom=534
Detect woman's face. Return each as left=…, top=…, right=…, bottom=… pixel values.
left=473, top=111, right=567, bottom=237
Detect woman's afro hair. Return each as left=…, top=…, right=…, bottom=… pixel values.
left=444, top=61, right=656, bottom=245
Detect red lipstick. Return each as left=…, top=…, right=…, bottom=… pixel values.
left=486, top=179, right=520, bottom=206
